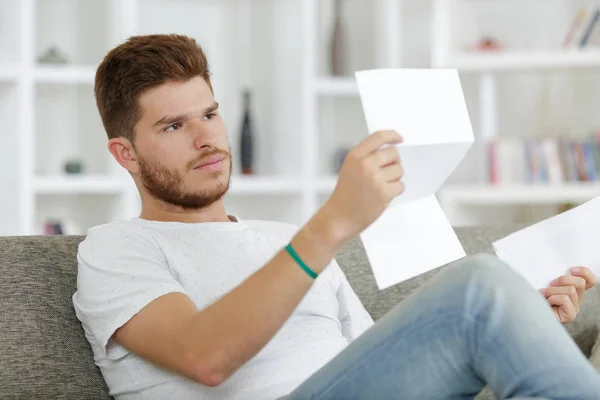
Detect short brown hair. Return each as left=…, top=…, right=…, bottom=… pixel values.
left=95, top=34, right=212, bottom=141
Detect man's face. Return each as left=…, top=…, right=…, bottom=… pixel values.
left=132, top=76, right=232, bottom=210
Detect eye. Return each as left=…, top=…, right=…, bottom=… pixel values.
left=203, top=112, right=218, bottom=121
left=164, top=122, right=182, bottom=132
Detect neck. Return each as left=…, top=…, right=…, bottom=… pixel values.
left=139, top=198, right=231, bottom=223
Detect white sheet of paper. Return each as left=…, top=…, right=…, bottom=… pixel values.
left=493, top=196, right=600, bottom=290
left=355, top=69, right=474, bottom=289
left=361, top=195, right=466, bottom=290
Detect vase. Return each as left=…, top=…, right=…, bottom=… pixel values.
left=330, top=0, right=346, bottom=76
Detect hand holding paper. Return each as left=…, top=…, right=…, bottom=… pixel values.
left=540, top=267, right=597, bottom=323
left=493, top=196, right=600, bottom=291
left=320, top=130, right=405, bottom=246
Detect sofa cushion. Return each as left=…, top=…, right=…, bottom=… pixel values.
left=590, top=329, right=600, bottom=372
left=0, top=235, right=110, bottom=399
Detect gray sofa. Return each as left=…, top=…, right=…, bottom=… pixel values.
left=1, top=226, right=598, bottom=399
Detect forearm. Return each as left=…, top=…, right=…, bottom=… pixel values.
left=184, top=205, right=350, bottom=382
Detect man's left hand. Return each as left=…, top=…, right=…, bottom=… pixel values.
left=540, top=267, right=597, bottom=324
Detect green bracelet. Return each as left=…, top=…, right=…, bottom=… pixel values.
left=285, top=243, right=318, bottom=279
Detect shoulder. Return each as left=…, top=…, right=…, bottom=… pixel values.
left=78, top=219, right=162, bottom=259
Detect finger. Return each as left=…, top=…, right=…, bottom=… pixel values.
left=550, top=275, right=585, bottom=305
left=370, top=146, right=401, bottom=168
left=386, top=180, right=405, bottom=198
left=547, top=294, right=577, bottom=324
left=380, top=164, right=404, bottom=183
left=541, top=286, right=579, bottom=312
left=570, top=266, right=597, bottom=290
left=354, top=130, right=403, bottom=157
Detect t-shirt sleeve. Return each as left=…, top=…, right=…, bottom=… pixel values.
left=72, top=225, right=187, bottom=359
left=330, top=260, right=374, bottom=342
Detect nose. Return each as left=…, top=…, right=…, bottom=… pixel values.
left=189, top=116, right=216, bottom=151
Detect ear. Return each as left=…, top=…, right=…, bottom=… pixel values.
left=108, top=137, right=140, bottom=174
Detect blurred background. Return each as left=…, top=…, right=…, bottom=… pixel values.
left=2, top=0, right=600, bottom=236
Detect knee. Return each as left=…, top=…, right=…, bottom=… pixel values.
left=447, top=253, right=526, bottom=290
left=442, top=254, right=533, bottom=319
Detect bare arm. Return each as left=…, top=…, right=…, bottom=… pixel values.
left=112, top=130, right=405, bottom=387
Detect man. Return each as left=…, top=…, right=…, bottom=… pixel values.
left=73, top=34, right=600, bottom=399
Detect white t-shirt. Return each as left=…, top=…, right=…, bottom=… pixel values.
left=72, top=217, right=374, bottom=400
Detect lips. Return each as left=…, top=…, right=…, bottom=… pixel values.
left=193, top=154, right=226, bottom=169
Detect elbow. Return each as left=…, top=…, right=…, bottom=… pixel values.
left=188, top=351, right=231, bottom=387
left=195, top=369, right=227, bottom=388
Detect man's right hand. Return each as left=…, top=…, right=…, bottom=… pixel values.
left=320, top=130, right=405, bottom=245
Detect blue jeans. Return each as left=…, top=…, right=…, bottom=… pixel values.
left=285, top=254, right=600, bottom=400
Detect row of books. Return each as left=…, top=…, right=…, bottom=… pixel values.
left=564, top=7, right=600, bottom=48
left=489, top=136, right=600, bottom=184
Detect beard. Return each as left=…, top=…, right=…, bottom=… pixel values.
left=137, top=149, right=232, bottom=210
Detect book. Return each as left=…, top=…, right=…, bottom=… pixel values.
left=574, top=142, right=588, bottom=180
left=563, top=8, right=588, bottom=48
left=488, top=136, right=600, bottom=185
left=583, top=142, right=598, bottom=181
left=580, top=8, right=600, bottom=47
left=489, top=139, right=498, bottom=184
left=542, top=138, right=564, bottom=183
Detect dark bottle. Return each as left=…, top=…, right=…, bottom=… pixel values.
left=240, top=90, right=254, bottom=175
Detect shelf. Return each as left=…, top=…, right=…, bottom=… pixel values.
left=34, top=175, right=305, bottom=196
left=446, top=50, right=600, bottom=72
left=34, top=175, right=129, bottom=194
left=438, top=183, right=600, bottom=205
left=316, top=176, right=338, bottom=193
left=228, top=176, right=304, bottom=195
left=0, top=65, right=19, bottom=82
left=34, top=65, right=96, bottom=84
left=315, top=77, right=359, bottom=96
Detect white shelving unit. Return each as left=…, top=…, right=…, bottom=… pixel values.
left=2, top=0, right=319, bottom=236
left=34, top=65, right=97, bottom=84
left=439, top=183, right=600, bottom=205
left=316, top=176, right=339, bottom=194
left=301, top=0, right=402, bottom=214
left=9, top=0, right=595, bottom=233
left=432, top=0, right=600, bottom=224
left=8, top=0, right=142, bottom=236
left=33, top=175, right=130, bottom=195
left=315, top=77, right=359, bottom=96
left=228, top=176, right=304, bottom=195
left=447, top=50, right=600, bottom=72
left=0, top=66, right=19, bottom=82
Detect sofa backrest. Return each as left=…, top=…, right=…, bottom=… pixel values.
left=0, top=235, right=111, bottom=399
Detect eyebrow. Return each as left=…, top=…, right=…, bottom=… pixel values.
left=152, top=102, right=219, bottom=128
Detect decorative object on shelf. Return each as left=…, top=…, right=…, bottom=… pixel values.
left=333, top=147, right=351, bottom=173
left=474, top=36, right=503, bottom=52
left=330, top=0, right=347, bottom=76
left=42, top=219, right=81, bottom=235
left=63, top=159, right=84, bottom=174
left=239, top=89, right=255, bottom=175
left=37, top=45, right=69, bottom=64
left=43, top=220, right=64, bottom=235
